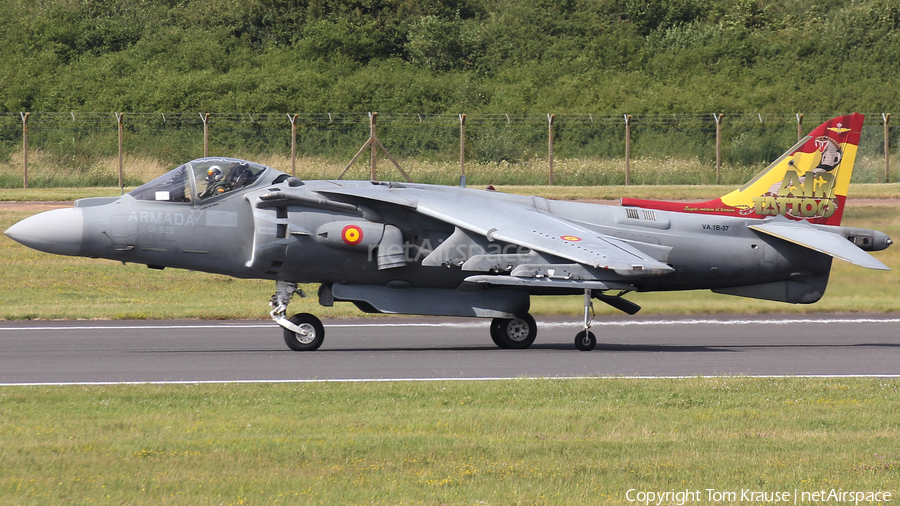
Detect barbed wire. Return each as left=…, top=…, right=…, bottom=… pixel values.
left=0, top=112, right=886, bottom=127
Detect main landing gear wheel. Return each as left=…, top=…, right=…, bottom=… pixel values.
left=575, top=330, right=596, bottom=351
left=490, top=314, right=537, bottom=349
left=489, top=319, right=506, bottom=348
left=283, top=313, right=325, bottom=351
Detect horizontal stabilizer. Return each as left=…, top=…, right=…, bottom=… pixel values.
left=750, top=219, right=890, bottom=271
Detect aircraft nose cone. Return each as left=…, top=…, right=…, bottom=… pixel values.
left=4, top=208, right=85, bottom=256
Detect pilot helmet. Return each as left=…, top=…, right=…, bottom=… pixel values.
left=207, top=166, right=223, bottom=182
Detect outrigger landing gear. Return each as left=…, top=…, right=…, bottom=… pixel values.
left=270, top=280, right=325, bottom=351
left=575, top=289, right=597, bottom=351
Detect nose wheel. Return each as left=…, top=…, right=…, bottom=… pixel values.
left=282, top=313, right=325, bottom=351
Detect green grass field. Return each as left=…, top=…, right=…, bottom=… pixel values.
left=1, top=378, right=898, bottom=505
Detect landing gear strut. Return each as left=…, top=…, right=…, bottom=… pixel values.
left=490, top=314, right=537, bottom=349
left=270, top=280, right=325, bottom=351
left=575, top=289, right=597, bottom=351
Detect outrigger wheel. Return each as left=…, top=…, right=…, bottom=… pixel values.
left=490, top=314, right=537, bottom=349
left=575, top=330, right=596, bottom=352
left=576, top=288, right=597, bottom=351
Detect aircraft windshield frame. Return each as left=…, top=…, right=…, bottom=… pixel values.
left=191, top=159, right=267, bottom=201
left=128, top=164, right=193, bottom=203
left=129, top=158, right=268, bottom=204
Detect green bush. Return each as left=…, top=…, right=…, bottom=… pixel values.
left=1, top=0, right=899, bottom=188
left=2, top=0, right=900, bottom=113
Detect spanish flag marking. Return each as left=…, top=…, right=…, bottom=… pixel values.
left=342, top=225, right=363, bottom=245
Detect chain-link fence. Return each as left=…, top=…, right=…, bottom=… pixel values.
left=0, top=112, right=895, bottom=188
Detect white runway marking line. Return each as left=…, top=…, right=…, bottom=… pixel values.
left=4, top=375, right=900, bottom=387
left=2, top=317, right=900, bottom=332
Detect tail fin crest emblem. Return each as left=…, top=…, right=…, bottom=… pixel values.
left=622, top=113, right=864, bottom=226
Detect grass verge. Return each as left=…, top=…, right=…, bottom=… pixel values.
left=1, top=378, right=897, bottom=505
left=3, top=152, right=899, bottom=189
left=3, top=183, right=900, bottom=203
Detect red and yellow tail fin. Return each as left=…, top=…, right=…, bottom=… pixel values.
left=621, top=113, right=864, bottom=226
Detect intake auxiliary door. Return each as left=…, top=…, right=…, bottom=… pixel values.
left=246, top=201, right=290, bottom=276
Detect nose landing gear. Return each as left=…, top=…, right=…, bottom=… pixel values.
left=270, top=280, right=325, bottom=351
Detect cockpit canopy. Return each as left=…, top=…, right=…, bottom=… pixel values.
left=130, top=158, right=268, bottom=203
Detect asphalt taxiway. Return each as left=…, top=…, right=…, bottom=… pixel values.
left=2, top=314, right=899, bottom=384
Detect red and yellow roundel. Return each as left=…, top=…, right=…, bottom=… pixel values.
left=560, top=235, right=582, bottom=242
left=341, top=225, right=364, bottom=245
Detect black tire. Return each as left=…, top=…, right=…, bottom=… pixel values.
left=283, top=313, right=325, bottom=351
left=493, top=314, right=537, bottom=349
left=575, top=330, right=596, bottom=351
left=490, top=319, right=509, bottom=348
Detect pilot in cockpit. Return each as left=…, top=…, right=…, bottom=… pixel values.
left=200, top=165, right=231, bottom=198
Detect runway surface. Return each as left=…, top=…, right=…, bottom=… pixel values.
left=2, top=314, right=900, bottom=384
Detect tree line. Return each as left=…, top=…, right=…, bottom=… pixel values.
left=1, top=0, right=899, bottom=115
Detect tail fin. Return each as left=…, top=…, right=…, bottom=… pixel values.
left=621, top=113, right=864, bottom=226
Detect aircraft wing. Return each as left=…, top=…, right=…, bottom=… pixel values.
left=750, top=218, right=891, bottom=270
left=319, top=185, right=673, bottom=276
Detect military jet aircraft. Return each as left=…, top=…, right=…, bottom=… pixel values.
left=5, top=113, right=893, bottom=351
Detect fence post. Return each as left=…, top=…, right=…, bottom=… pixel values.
left=624, top=114, right=632, bottom=186
left=548, top=114, right=555, bottom=186
left=714, top=113, right=723, bottom=185
left=338, top=112, right=410, bottom=182
left=288, top=114, right=298, bottom=177
left=201, top=113, right=210, bottom=157
left=796, top=113, right=803, bottom=141
left=459, top=114, right=466, bottom=187
left=370, top=112, right=377, bottom=180
left=885, top=113, right=892, bottom=183
left=116, top=112, right=125, bottom=193
left=20, top=112, right=29, bottom=189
